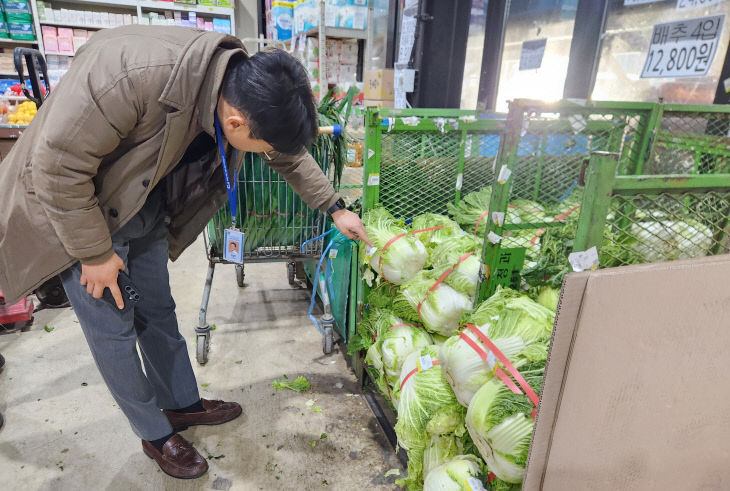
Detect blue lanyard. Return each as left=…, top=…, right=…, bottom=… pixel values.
left=214, top=112, right=239, bottom=228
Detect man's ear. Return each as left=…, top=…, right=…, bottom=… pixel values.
left=224, top=113, right=247, bottom=132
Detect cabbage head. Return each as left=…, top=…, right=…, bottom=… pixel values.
left=392, top=270, right=473, bottom=336
left=536, top=286, right=559, bottom=312
left=423, top=454, right=484, bottom=491
left=380, top=323, right=433, bottom=387
left=362, top=207, right=428, bottom=284
left=466, top=362, right=544, bottom=484
left=411, top=213, right=465, bottom=251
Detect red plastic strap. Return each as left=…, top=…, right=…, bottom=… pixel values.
left=460, top=331, right=521, bottom=395
left=464, top=324, right=540, bottom=412
left=530, top=205, right=581, bottom=245
left=488, top=473, right=496, bottom=483
left=474, top=210, right=490, bottom=236
left=400, top=360, right=440, bottom=390
left=416, top=253, right=473, bottom=318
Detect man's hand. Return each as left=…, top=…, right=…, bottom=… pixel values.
left=80, top=253, right=126, bottom=309
left=331, top=209, right=374, bottom=247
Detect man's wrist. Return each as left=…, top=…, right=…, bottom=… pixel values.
left=327, top=197, right=346, bottom=215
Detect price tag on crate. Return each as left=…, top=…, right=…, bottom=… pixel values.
left=367, top=174, right=380, bottom=186
left=329, top=248, right=338, bottom=259
left=641, top=15, right=724, bottom=78
left=487, top=231, right=502, bottom=244
left=455, top=173, right=463, bottom=191
left=491, top=211, right=505, bottom=226
left=568, top=246, right=599, bottom=272
left=497, top=166, right=512, bottom=184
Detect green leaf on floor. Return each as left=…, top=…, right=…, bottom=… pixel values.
left=320, top=433, right=327, bottom=440
left=313, top=406, right=322, bottom=413
left=309, top=440, right=317, bottom=448
left=235, top=360, right=243, bottom=364
left=81, top=382, right=87, bottom=387
left=201, top=383, right=210, bottom=388
left=272, top=376, right=310, bottom=393
left=385, top=469, right=401, bottom=477
left=44, top=325, right=54, bottom=332
left=275, top=476, right=280, bottom=480
left=207, top=454, right=225, bottom=460
left=210, top=324, right=216, bottom=331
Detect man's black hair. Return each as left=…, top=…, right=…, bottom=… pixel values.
left=221, top=49, right=318, bottom=155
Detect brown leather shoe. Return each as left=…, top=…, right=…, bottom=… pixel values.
left=163, top=399, right=243, bottom=431
left=142, top=434, right=208, bottom=479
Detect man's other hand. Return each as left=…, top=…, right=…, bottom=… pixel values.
left=80, top=253, right=126, bottom=309
left=331, top=209, right=374, bottom=247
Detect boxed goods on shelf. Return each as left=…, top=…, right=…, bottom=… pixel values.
left=212, top=17, right=230, bottom=33
left=364, top=69, right=393, bottom=100
left=0, top=10, right=9, bottom=39
left=6, top=12, right=34, bottom=40
left=268, top=1, right=293, bottom=41
left=2, top=0, right=29, bottom=15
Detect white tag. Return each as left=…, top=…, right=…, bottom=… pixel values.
left=568, top=246, right=600, bottom=272
left=365, top=246, right=377, bottom=258
left=434, top=117, right=446, bottom=133
left=565, top=98, right=588, bottom=106
left=418, top=354, right=433, bottom=372
left=448, top=118, right=459, bottom=130
left=386, top=117, right=395, bottom=132
left=223, top=228, right=244, bottom=264
left=401, top=116, right=420, bottom=126
left=455, top=173, right=463, bottom=191
left=329, top=248, right=338, bottom=258
left=568, top=114, right=587, bottom=133
left=459, top=115, right=477, bottom=123
left=367, top=148, right=375, bottom=160
left=497, top=166, right=512, bottom=184
left=724, top=78, right=730, bottom=94
left=464, top=134, right=473, bottom=158
left=368, top=174, right=380, bottom=186
left=487, top=231, right=502, bottom=244
left=520, top=119, right=530, bottom=137
left=485, top=351, right=497, bottom=370
left=467, top=477, right=487, bottom=491
left=492, top=212, right=505, bottom=226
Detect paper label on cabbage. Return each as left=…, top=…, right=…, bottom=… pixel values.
left=491, top=211, right=505, bottom=226
left=418, top=354, right=433, bottom=372
left=568, top=246, right=599, bottom=272
left=486, top=350, right=497, bottom=370
left=497, top=166, right=512, bottom=184
left=467, top=477, right=487, bottom=491
left=368, top=174, right=380, bottom=186
left=329, top=248, right=338, bottom=258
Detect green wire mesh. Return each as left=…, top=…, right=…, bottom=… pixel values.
left=645, top=110, right=730, bottom=175
left=377, top=130, right=500, bottom=218
left=599, top=191, right=730, bottom=267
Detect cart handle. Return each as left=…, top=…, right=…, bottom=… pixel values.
left=318, top=124, right=342, bottom=136
left=13, top=48, right=49, bottom=107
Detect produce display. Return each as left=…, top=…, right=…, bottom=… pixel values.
left=7, top=100, right=36, bottom=125
left=353, top=200, right=557, bottom=490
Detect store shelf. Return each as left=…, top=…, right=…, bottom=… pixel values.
left=0, top=38, right=38, bottom=45
left=0, top=95, right=32, bottom=101
left=40, top=20, right=110, bottom=29
left=0, top=72, right=26, bottom=77
left=138, top=1, right=234, bottom=16
left=44, top=52, right=75, bottom=57
left=291, top=26, right=367, bottom=41
left=62, top=0, right=137, bottom=8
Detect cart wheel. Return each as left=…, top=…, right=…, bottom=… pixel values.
left=235, top=264, right=245, bottom=287
left=196, top=332, right=210, bottom=365
left=287, top=261, right=296, bottom=285
left=322, top=326, right=334, bottom=355
left=35, top=276, right=69, bottom=307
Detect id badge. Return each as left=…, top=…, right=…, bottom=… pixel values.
left=223, top=228, right=244, bottom=264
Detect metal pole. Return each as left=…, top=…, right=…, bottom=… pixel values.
left=573, top=152, right=619, bottom=253
left=319, top=0, right=326, bottom=101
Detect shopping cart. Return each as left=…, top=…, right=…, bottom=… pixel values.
left=195, top=125, right=342, bottom=364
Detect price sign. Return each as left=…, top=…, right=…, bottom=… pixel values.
left=519, top=38, right=547, bottom=71
left=641, top=15, right=724, bottom=78
left=677, top=0, right=724, bottom=9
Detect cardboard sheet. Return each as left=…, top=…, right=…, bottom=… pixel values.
left=524, top=255, right=730, bottom=490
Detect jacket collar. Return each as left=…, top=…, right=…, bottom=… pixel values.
left=157, top=30, right=245, bottom=131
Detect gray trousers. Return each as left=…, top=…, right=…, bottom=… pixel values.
left=59, top=186, right=200, bottom=440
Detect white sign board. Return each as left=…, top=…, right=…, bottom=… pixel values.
left=677, top=0, right=724, bottom=9
left=641, top=15, right=724, bottom=78
left=519, top=38, right=547, bottom=71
